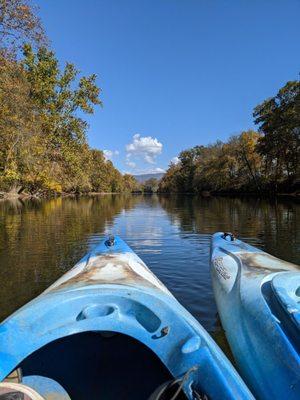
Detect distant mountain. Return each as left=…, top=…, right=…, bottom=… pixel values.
left=133, top=173, right=164, bottom=183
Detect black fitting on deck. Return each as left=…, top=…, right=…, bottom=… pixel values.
left=222, top=232, right=235, bottom=241
left=105, top=235, right=115, bottom=247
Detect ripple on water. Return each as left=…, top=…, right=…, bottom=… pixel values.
left=0, top=194, right=299, bottom=338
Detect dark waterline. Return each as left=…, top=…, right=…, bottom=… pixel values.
left=0, top=195, right=299, bottom=340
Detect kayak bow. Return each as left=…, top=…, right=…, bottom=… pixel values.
left=211, top=232, right=300, bottom=400
left=0, top=235, right=253, bottom=399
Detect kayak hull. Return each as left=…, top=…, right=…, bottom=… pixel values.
left=211, top=232, right=300, bottom=400
left=0, top=236, right=253, bottom=399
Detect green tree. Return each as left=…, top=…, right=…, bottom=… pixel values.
left=143, top=178, right=159, bottom=193
left=0, top=1, right=130, bottom=196
left=22, top=44, right=102, bottom=192
left=160, top=80, right=299, bottom=195
left=110, top=166, right=125, bottom=192
left=228, top=131, right=262, bottom=191
left=0, top=56, right=42, bottom=192
left=253, top=80, right=300, bottom=187
left=123, top=174, right=139, bottom=192
left=178, top=146, right=204, bottom=192
left=159, top=163, right=182, bottom=193
left=160, top=133, right=264, bottom=194
left=193, top=142, right=228, bottom=192
left=88, top=149, right=121, bottom=193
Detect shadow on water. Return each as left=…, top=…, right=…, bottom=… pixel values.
left=0, top=194, right=299, bottom=357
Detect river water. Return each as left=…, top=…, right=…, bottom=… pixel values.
left=0, top=194, right=299, bottom=350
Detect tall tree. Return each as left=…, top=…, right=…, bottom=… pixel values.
left=0, top=2, right=129, bottom=196
left=253, top=80, right=300, bottom=187
left=228, top=131, right=262, bottom=191
left=0, top=56, right=41, bottom=192
left=22, top=44, right=102, bottom=192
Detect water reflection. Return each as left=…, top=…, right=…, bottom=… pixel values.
left=158, top=195, right=300, bottom=263
left=0, top=194, right=299, bottom=335
left=0, top=195, right=140, bottom=321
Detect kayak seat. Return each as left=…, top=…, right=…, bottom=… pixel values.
left=19, top=331, right=173, bottom=400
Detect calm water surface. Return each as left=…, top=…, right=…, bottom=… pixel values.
left=0, top=195, right=299, bottom=347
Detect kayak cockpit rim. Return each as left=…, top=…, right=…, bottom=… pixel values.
left=0, top=284, right=205, bottom=398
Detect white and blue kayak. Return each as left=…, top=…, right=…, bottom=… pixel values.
left=211, top=232, right=300, bottom=400
left=0, top=235, right=253, bottom=399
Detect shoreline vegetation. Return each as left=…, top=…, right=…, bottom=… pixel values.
left=0, top=1, right=299, bottom=200
left=1, top=190, right=299, bottom=202
left=158, top=86, right=299, bottom=196
left=0, top=1, right=141, bottom=198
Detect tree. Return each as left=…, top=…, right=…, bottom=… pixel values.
left=194, top=141, right=243, bottom=192
left=0, top=56, right=42, bottom=192
left=159, top=133, right=264, bottom=194
left=159, top=163, right=182, bottom=193
left=21, top=44, right=102, bottom=192
left=178, top=146, right=204, bottom=192
left=160, top=79, right=299, bottom=194
left=143, top=178, right=159, bottom=193
left=228, top=131, right=262, bottom=191
left=0, top=2, right=131, bottom=196
left=123, top=174, right=139, bottom=192
left=88, top=149, right=120, bottom=193
left=253, top=80, right=300, bottom=187
left=0, top=0, right=46, bottom=55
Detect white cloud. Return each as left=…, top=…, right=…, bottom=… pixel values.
left=125, top=153, right=136, bottom=168
left=126, top=134, right=163, bottom=164
left=126, top=159, right=136, bottom=168
left=144, top=154, right=155, bottom=164
left=170, top=156, right=180, bottom=165
left=133, top=167, right=165, bottom=175
left=103, top=149, right=119, bottom=161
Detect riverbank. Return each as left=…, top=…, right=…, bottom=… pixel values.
left=0, top=190, right=124, bottom=200
left=1, top=189, right=299, bottom=202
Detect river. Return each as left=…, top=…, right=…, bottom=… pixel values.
left=0, top=194, right=299, bottom=352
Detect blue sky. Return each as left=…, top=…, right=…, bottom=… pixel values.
left=37, top=0, right=300, bottom=174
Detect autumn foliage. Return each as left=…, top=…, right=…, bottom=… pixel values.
left=0, top=0, right=135, bottom=195
left=159, top=83, right=299, bottom=195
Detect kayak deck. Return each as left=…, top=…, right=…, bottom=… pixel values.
left=0, top=235, right=253, bottom=399
left=271, top=272, right=300, bottom=332
left=211, top=232, right=300, bottom=400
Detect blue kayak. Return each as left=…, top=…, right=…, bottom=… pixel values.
left=211, top=232, right=300, bottom=400
left=0, top=235, right=253, bottom=399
